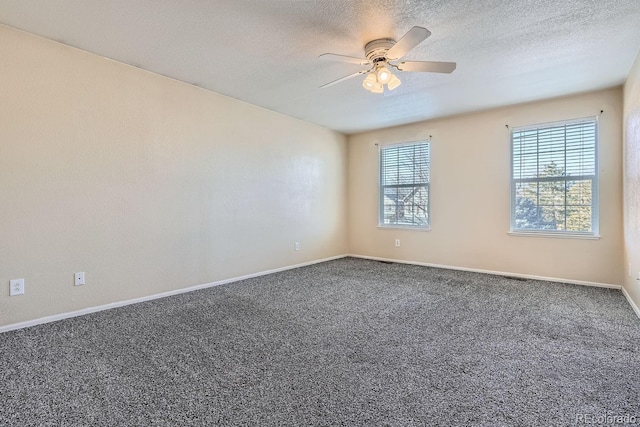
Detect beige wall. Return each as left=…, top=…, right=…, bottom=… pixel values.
left=348, top=88, right=623, bottom=285
left=0, top=26, right=347, bottom=327
left=0, top=23, right=632, bottom=328
left=623, top=49, right=640, bottom=311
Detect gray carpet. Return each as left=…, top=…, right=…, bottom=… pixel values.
left=0, top=257, right=638, bottom=426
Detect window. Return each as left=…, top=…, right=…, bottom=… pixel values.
left=510, top=118, right=598, bottom=236
left=379, top=141, right=430, bottom=228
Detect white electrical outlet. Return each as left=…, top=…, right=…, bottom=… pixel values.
left=395, top=239, right=400, bottom=247
left=9, top=279, right=25, bottom=296
left=294, top=242, right=300, bottom=251
left=75, top=272, right=86, bottom=286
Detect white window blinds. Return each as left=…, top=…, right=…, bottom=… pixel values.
left=511, top=118, right=598, bottom=235
left=380, top=142, right=430, bottom=228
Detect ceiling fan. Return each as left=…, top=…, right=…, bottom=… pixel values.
left=319, top=26, right=456, bottom=93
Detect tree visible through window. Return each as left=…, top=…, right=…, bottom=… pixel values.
left=379, top=142, right=430, bottom=228
left=511, top=118, right=598, bottom=235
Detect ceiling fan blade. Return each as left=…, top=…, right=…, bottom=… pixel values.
left=320, top=70, right=369, bottom=88
left=397, top=61, right=457, bottom=73
left=318, top=53, right=370, bottom=65
left=386, top=26, right=431, bottom=60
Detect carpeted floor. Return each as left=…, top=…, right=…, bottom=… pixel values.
left=0, top=257, right=638, bottom=426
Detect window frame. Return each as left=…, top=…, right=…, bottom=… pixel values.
left=509, top=116, right=599, bottom=239
left=378, top=140, right=431, bottom=230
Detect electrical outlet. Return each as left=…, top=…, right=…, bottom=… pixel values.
left=9, top=279, right=25, bottom=296
left=294, top=242, right=300, bottom=251
left=74, top=272, right=86, bottom=286
left=395, top=239, right=400, bottom=247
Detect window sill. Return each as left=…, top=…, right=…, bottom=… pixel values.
left=508, top=231, right=600, bottom=240
left=378, top=225, right=431, bottom=232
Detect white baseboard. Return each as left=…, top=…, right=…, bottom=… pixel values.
left=348, top=254, right=621, bottom=289
left=621, top=286, right=640, bottom=319
left=0, top=254, right=348, bottom=334
left=3, top=254, right=633, bottom=333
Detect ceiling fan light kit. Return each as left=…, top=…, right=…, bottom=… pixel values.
left=319, top=26, right=456, bottom=94
left=361, top=63, right=400, bottom=93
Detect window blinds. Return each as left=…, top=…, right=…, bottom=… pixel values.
left=511, top=118, right=597, bottom=234
left=380, top=142, right=430, bottom=228
left=512, top=120, right=596, bottom=181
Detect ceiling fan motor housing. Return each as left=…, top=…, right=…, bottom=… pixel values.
left=364, top=38, right=395, bottom=63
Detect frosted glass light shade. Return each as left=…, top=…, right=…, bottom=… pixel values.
left=376, top=65, right=391, bottom=83
left=362, top=73, right=378, bottom=91
left=387, top=73, right=401, bottom=90
left=370, top=81, right=384, bottom=93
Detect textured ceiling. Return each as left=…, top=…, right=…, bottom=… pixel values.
left=1, top=0, right=640, bottom=134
